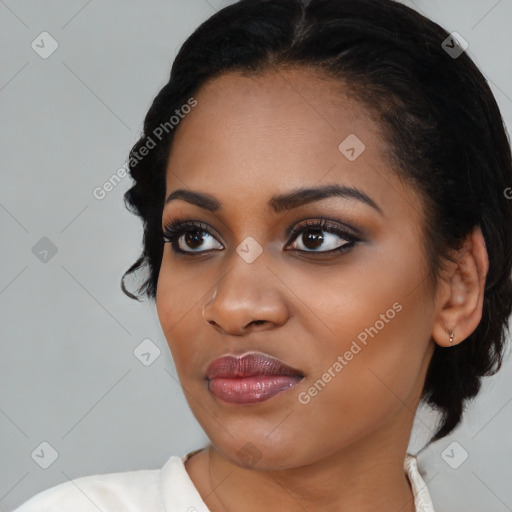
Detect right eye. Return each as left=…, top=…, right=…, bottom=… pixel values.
left=162, top=219, right=224, bottom=254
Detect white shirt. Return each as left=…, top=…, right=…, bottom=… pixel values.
left=13, top=451, right=435, bottom=511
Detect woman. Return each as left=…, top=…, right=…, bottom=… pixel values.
left=14, top=0, right=512, bottom=511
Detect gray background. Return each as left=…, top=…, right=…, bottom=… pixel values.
left=1, top=0, right=511, bottom=511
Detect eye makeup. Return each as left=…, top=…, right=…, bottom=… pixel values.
left=162, top=215, right=363, bottom=256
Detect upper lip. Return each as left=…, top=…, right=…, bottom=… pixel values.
left=206, top=352, right=304, bottom=380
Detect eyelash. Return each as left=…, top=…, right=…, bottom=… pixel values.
left=161, top=216, right=360, bottom=256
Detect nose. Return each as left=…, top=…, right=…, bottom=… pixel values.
left=202, top=260, right=289, bottom=336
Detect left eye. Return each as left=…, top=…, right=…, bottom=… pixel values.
left=287, top=221, right=357, bottom=253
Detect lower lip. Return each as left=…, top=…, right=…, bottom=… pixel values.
left=208, top=375, right=303, bottom=404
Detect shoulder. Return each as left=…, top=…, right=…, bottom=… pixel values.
left=12, top=456, right=185, bottom=512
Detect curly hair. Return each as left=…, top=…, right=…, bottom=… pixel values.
left=121, top=0, right=512, bottom=444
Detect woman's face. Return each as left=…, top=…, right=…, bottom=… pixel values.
left=156, top=67, right=437, bottom=470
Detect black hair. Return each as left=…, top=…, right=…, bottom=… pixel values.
left=121, top=0, right=512, bottom=444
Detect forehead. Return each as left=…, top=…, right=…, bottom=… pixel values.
left=167, top=67, right=377, bottom=175
left=164, top=67, right=420, bottom=222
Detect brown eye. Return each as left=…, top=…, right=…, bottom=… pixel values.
left=300, top=229, right=325, bottom=250
left=184, top=230, right=207, bottom=250
left=163, top=220, right=223, bottom=254
left=287, top=219, right=358, bottom=254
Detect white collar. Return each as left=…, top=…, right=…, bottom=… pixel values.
left=160, top=451, right=435, bottom=511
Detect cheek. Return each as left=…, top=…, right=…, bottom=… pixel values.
left=286, top=297, right=432, bottom=465
left=155, top=257, right=206, bottom=375
left=290, top=237, right=433, bottom=410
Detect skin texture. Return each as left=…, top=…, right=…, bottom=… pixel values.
left=155, top=67, right=488, bottom=512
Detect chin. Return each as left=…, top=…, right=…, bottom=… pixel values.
left=209, top=430, right=317, bottom=471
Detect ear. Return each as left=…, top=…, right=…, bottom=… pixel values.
left=432, top=225, right=489, bottom=348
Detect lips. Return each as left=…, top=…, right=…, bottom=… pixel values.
left=206, top=353, right=304, bottom=405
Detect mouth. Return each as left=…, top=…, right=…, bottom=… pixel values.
left=206, top=352, right=304, bottom=405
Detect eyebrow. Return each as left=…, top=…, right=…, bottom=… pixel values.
left=165, top=184, right=383, bottom=216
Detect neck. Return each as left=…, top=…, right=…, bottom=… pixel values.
left=205, top=423, right=417, bottom=512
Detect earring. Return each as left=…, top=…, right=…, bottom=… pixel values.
left=441, top=320, right=455, bottom=346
